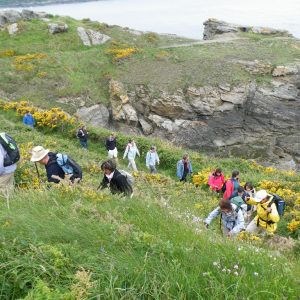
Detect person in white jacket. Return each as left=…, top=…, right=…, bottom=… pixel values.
left=204, top=199, right=245, bottom=237
left=146, top=146, right=160, bottom=174
left=123, top=139, right=140, bottom=172
left=0, top=143, right=17, bottom=199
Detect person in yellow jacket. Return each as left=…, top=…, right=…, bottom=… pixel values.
left=246, top=189, right=280, bottom=234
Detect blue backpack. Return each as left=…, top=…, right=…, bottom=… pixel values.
left=56, top=153, right=82, bottom=180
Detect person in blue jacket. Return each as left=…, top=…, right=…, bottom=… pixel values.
left=176, top=153, right=193, bottom=182
left=23, top=111, right=35, bottom=128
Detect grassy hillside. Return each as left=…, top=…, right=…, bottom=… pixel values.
left=0, top=106, right=300, bottom=299
left=1, top=16, right=300, bottom=113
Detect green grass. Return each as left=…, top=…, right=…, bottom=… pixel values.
left=1, top=17, right=300, bottom=112
left=0, top=110, right=300, bottom=299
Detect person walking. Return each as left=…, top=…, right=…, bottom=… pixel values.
left=204, top=199, right=245, bottom=237
left=0, top=133, right=18, bottom=200
left=223, top=170, right=240, bottom=200
left=146, top=146, right=160, bottom=174
left=77, top=125, right=89, bottom=149
left=123, top=139, right=140, bottom=172
left=208, top=168, right=225, bottom=192
left=23, top=111, right=35, bottom=128
left=246, top=190, right=280, bottom=234
left=176, top=153, right=193, bottom=182
left=98, top=159, right=133, bottom=196
left=106, top=133, right=118, bottom=160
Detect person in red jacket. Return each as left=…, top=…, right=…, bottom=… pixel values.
left=223, top=170, right=240, bottom=200
left=208, top=168, right=225, bottom=192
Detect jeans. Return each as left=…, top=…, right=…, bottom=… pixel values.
left=128, top=158, right=138, bottom=172
left=149, top=165, right=157, bottom=174
left=80, top=140, right=88, bottom=149
left=180, top=169, right=189, bottom=182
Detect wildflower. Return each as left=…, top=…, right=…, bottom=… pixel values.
left=234, top=265, right=239, bottom=269
left=227, top=269, right=231, bottom=274
left=213, top=262, right=218, bottom=267
left=254, top=272, right=259, bottom=276
left=202, top=272, right=209, bottom=276
left=222, top=268, right=226, bottom=272
left=234, top=271, right=239, bottom=276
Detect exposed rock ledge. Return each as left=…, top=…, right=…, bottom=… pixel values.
left=203, top=18, right=292, bottom=40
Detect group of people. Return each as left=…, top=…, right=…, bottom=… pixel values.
left=0, top=129, right=283, bottom=237
left=204, top=169, right=281, bottom=236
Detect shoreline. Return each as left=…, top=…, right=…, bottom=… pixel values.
left=0, top=0, right=101, bottom=9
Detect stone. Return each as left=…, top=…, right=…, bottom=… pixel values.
left=272, top=64, right=299, bottom=77
left=77, top=27, right=90, bottom=46
left=150, top=91, right=194, bottom=120
left=122, top=104, right=138, bottom=123
left=139, top=118, right=153, bottom=135
left=220, top=86, right=248, bottom=105
left=21, top=9, right=40, bottom=20
left=48, top=23, right=68, bottom=34
left=76, top=104, right=109, bottom=127
left=235, top=59, right=273, bottom=75
left=203, top=18, right=292, bottom=40
left=7, top=23, right=18, bottom=35
left=0, top=10, right=22, bottom=26
left=77, top=27, right=111, bottom=46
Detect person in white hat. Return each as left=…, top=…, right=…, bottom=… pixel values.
left=245, top=189, right=280, bottom=234
left=31, top=146, right=65, bottom=184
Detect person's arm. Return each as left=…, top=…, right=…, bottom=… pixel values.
left=23, top=115, right=28, bottom=125
left=268, top=203, right=280, bottom=223
left=123, top=145, right=129, bottom=159
left=176, top=161, right=182, bottom=179
left=189, top=161, right=193, bottom=173
left=136, top=147, right=140, bottom=157
left=0, top=152, right=5, bottom=175
left=146, top=152, right=150, bottom=168
left=245, top=197, right=258, bottom=206
left=98, top=176, right=109, bottom=190
left=105, top=139, right=109, bottom=150
left=156, top=153, right=160, bottom=164
left=204, top=207, right=221, bottom=226
left=230, top=209, right=245, bottom=235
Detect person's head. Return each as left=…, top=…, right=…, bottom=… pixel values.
left=26, top=110, right=30, bottom=115
left=244, top=182, right=254, bottom=192
left=81, top=125, right=86, bottom=130
left=253, top=189, right=271, bottom=204
left=128, top=139, right=133, bottom=144
left=215, top=168, right=222, bottom=176
left=30, top=146, right=50, bottom=165
left=150, top=145, right=156, bottom=152
left=101, top=159, right=116, bottom=175
left=237, top=186, right=244, bottom=196
left=182, top=153, right=189, bottom=160
left=111, top=132, right=116, bottom=138
left=232, top=170, right=239, bottom=179
left=219, top=199, right=233, bottom=214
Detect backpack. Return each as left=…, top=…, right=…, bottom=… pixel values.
left=219, top=205, right=241, bottom=230
left=119, top=169, right=134, bottom=187
left=269, top=194, right=285, bottom=217
left=56, top=153, right=82, bottom=180
left=0, top=132, right=20, bottom=167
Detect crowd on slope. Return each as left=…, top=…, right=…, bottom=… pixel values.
left=0, top=124, right=286, bottom=237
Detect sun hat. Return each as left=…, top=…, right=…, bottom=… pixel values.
left=253, top=189, right=271, bottom=202
left=30, top=146, right=49, bottom=162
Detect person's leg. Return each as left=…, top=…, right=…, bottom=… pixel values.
left=180, top=170, right=188, bottom=182
left=0, top=172, right=15, bottom=202
left=150, top=165, right=157, bottom=174
left=246, top=219, right=260, bottom=233
left=108, top=150, right=113, bottom=159
left=222, top=226, right=230, bottom=236
left=130, top=159, right=138, bottom=172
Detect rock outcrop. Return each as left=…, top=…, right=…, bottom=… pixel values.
left=0, top=9, right=44, bottom=26
left=77, top=27, right=111, bottom=46
left=203, top=18, right=292, bottom=40
left=7, top=23, right=18, bottom=35
left=76, top=104, right=109, bottom=127
left=48, top=23, right=68, bottom=34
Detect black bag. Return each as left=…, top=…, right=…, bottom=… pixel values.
left=0, top=132, right=20, bottom=167
left=56, top=153, right=82, bottom=180
left=269, top=194, right=285, bottom=217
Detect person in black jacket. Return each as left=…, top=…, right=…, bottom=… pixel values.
left=77, top=125, right=89, bottom=149
left=99, top=159, right=132, bottom=196
left=106, top=133, right=118, bottom=160
left=31, top=146, right=65, bottom=184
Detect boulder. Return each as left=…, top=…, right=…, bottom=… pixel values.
left=203, top=18, right=292, bottom=40
left=139, top=118, right=153, bottom=135
left=150, top=91, right=194, bottom=120
left=7, top=23, right=18, bottom=35
left=220, top=85, right=248, bottom=105
left=77, top=27, right=111, bottom=46
left=272, top=64, right=299, bottom=77
left=0, top=10, right=22, bottom=26
left=76, top=104, right=109, bottom=127
left=48, top=23, right=68, bottom=34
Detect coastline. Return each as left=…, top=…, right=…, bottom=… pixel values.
left=0, top=0, right=101, bottom=9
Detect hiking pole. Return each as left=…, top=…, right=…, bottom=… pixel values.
left=35, top=162, right=41, bottom=183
